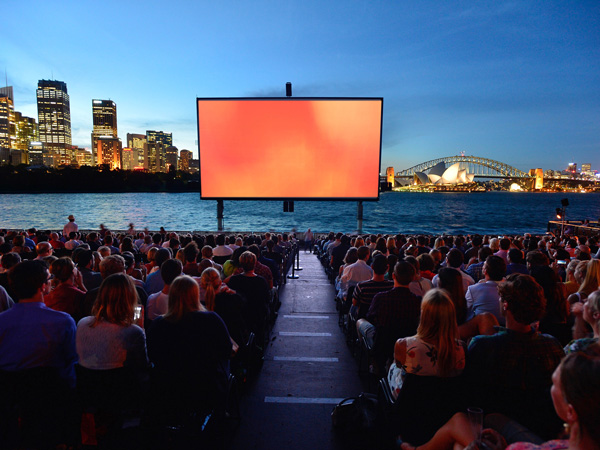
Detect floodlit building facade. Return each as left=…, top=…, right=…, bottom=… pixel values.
left=96, top=136, right=122, bottom=170
left=37, top=80, right=72, bottom=166
left=165, top=145, right=178, bottom=171
left=127, top=133, right=146, bottom=169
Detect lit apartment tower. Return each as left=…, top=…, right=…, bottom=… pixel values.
left=165, top=146, right=178, bottom=171
left=0, top=89, right=15, bottom=150
left=146, top=130, right=172, bottom=172
left=91, top=100, right=117, bottom=165
left=14, top=112, right=38, bottom=151
left=122, top=147, right=134, bottom=170
left=37, top=80, right=72, bottom=166
left=179, top=149, right=192, bottom=172
left=127, top=133, right=146, bottom=169
left=96, top=136, right=122, bottom=170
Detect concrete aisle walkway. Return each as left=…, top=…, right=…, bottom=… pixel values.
left=228, top=251, right=364, bottom=450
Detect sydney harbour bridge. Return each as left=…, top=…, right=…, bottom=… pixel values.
left=384, top=154, right=539, bottom=188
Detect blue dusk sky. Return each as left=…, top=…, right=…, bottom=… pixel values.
left=2, top=1, right=599, bottom=173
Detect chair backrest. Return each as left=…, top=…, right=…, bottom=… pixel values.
left=394, top=373, right=466, bottom=446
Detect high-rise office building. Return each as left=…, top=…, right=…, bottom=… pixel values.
left=165, top=146, right=178, bottom=171
left=0, top=90, right=15, bottom=150
left=96, top=136, right=122, bottom=170
left=127, top=133, right=146, bottom=169
left=122, top=147, right=134, bottom=170
left=91, top=100, right=117, bottom=165
left=146, top=131, right=172, bottom=173
left=37, top=80, right=72, bottom=166
left=146, top=130, right=172, bottom=147
left=28, top=142, right=45, bottom=166
left=179, top=149, right=192, bottom=172
left=14, top=111, right=38, bottom=151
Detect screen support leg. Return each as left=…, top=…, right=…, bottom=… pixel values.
left=217, top=199, right=224, bottom=231
left=357, top=201, right=363, bottom=234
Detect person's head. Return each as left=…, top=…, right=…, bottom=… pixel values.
left=99, top=254, right=126, bottom=279
left=154, top=248, right=172, bottom=268
left=566, top=259, right=581, bottom=281
left=499, top=238, right=511, bottom=251
left=393, top=261, right=416, bottom=286
left=200, top=245, right=213, bottom=260
left=445, top=248, right=464, bottom=269
left=437, top=267, right=467, bottom=323
left=471, top=235, right=483, bottom=247
left=98, top=246, right=111, bottom=258
left=8, top=260, right=50, bottom=300
left=160, top=258, right=183, bottom=286
left=92, top=273, right=138, bottom=326
left=357, top=246, right=370, bottom=261
left=583, top=290, right=600, bottom=333
left=551, top=344, right=600, bottom=445
left=507, top=248, right=524, bottom=265
left=50, top=257, right=76, bottom=283
left=35, top=241, right=53, bottom=258
left=416, top=253, right=435, bottom=273
left=1, top=252, right=21, bottom=271
left=526, top=250, right=550, bottom=268
left=498, top=274, right=546, bottom=325
left=579, top=259, right=600, bottom=295
left=484, top=255, right=506, bottom=281
left=50, top=232, right=60, bottom=241
left=68, top=215, right=75, bottom=222
left=489, top=238, right=500, bottom=252
left=404, top=256, right=420, bottom=280
left=165, top=275, right=203, bottom=322
left=343, top=247, right=359, bottom=266
left=575, top=260, right=589, bottom=285
left=216, top=234, right=226, bottom=246
left=478, top=246, right=494, bottom=262
left=371, top=254, right=388, bottom=276
left=12, top=235, right=25, bottom=248
left=429, top=248, right=442, bottom=265
left=76, top=250, right=94, bottom=269
left=104, top=235, right=113, bottom=246
left=200, top=267, right=221, bottom=311
left=239, top=251, right=256, bottom=272
left=417, top=289, right=460, bottom=376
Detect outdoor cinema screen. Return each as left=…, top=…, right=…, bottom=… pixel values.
left=197, top=98, right=383, bottom=200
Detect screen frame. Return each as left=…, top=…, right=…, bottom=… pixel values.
left=196, top=96, right=384, bottom=201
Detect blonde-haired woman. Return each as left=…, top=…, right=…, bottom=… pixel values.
left=76, top=273, right=148, bottom=370
left=147, top=275, right=231, bottom=411
left=388, top=289, right=465, bottom=399
left=201, top=267, right=247, bottom=346
left=569, top=259, right=600, bottom=339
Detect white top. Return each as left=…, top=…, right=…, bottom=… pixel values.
left=147, top=291, right=169, bottom=320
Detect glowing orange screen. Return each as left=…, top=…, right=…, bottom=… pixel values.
left=197, top=99, right=382, bottom=199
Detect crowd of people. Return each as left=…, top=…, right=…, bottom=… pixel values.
left=2, top=220, right=600, bottom=449
left=0, top=217, right=298, bottom=448
left=315, top=231, right=600, bottom=449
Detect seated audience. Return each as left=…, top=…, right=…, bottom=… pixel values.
left=350, top=254, right=393, bottom=321
left=147, top=259, right=183, bottom=320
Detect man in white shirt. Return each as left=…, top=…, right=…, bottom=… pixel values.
left=340, top=246, right=373, bottom=299
left=465, top=255, right=506, bottom=325
left=62, top=215, right=78, bottom=238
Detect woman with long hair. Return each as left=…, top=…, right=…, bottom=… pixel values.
left=438, top=267, right=498, bottom=340
left=565, top=290, right=600, bottom=354
left=76, top=273, right=148, bottom=370
left=569, top=260, right=600, bottom=339
left=147, top=275, right=232, bottom=411
left=388, top=289, right=465, bottom=399
left=201, top=267, right=247, bottom=347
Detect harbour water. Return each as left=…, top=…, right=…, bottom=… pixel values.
left=1, top=191, right=599, bottom=235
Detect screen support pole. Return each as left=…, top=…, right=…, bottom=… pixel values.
left=357, top=201, right=363, bottom=234
left=217, top=199, right=224, bottom=231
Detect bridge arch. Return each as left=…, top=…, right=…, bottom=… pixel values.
left=397, top=155, right=531, bottom=178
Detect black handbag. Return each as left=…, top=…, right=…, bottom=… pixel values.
left=331, top=392, right=378, bottom=433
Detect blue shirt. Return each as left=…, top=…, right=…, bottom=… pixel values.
left=0, top=302, right=78, bottom=388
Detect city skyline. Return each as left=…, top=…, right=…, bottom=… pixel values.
left=2, top=1, right=598, bottom=173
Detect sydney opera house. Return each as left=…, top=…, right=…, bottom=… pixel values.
left=413, top=162, right=475, bottom=185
